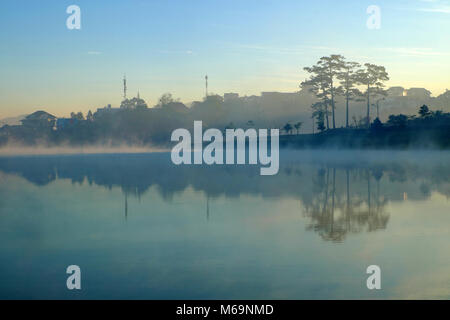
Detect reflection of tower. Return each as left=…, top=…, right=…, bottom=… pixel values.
left=205, top=75, right=208, bottom=98
left=206, top=194, right=210, bottom=221
left=125, top=192, right=128, bottom=220
left=123, top=75, right=127, bottom=100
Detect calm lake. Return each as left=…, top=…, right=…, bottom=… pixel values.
left=0, top=150, right=449, bottom=299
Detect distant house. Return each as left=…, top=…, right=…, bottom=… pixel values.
left=387, top=86, right=406, bottom=97
left=21, top=111, right=56, bottom=129
left=261, top=91, right=298, bottom=102
left=161, top=101, right=189, bottom=113
left=405, top=88, right=431, bottom=99
left=56, top=118, right=80, bottom=130
left=224, top=93, right=239, bottom=102
left=94, top=104, right=121, bottom=119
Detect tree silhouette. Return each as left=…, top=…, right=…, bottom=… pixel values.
left=337, top=60, right=362, bottom=128
left=316, top=111, right=326, bottom=132
left=355, top=63, right=389, bottom=127
left=311, top=101, right=330, bottom=131
left=318, top=55, right=345, bottom=129
left=157, top=93, right=175, bottom=107
left=283, top=123, right=293, bottom=135
left=302, top=66, right=331, bottom=130
left=303, top=55, right=345, bottom=130
left=87, top=110, right=94, bottom=121
left=70, top=112, right=84, bottom=120
left=387, top=114, right=409, bottom=127
left=419, top=105, right=431, bottom=118
left=371, top=117, right=383, bottom=130
left=294, top=122, right=303, bottom=134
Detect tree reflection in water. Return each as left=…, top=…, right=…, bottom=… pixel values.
left=303, top=166, right=389, bottom=242
left=0, top=151, right=448, bottom=242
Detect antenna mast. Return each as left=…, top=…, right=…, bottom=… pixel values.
left=205, top=75, right=208, bottom=98
left=123, top=75, right=127, bottom=100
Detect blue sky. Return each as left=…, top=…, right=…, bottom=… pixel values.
left=0, top=0, right=449, bottom=117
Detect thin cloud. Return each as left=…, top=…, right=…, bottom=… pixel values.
left=416, top=0, right=450, bottom=13
left=417, top=7, right=450, bottom=13
left=376, top=47, right=448, bottom=57
left=224, top=43, right=339, bottom=55
left=158, top=49, right=195, bottom=55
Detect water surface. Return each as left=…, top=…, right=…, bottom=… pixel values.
left=0, top=151, right=449, bottom=299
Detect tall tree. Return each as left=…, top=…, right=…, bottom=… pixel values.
left=317, top=55, right=345, bottom=129
left=355, top=63, right=389, bottom=127
left=302, top=66, right=331, bottom=130
left=303, top=55, right=345, bottom=129
left=337, top=60, right=361, bottom=128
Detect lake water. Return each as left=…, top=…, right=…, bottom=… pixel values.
left=0, top=151, right=449, bottom=299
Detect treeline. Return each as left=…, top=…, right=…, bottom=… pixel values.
left=0, top=94, right=254, bottom=147
left=280, top=105, right=450, bottom=149
left=0, top=99, right=448, bottom=149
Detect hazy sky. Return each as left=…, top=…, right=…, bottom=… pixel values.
left=0, top=0, right=449, bottom=118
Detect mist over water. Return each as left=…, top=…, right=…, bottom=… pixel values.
left=0, top=150, right=448, bottom=299
left=0, top=144, right=168, bottom=156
